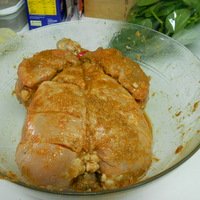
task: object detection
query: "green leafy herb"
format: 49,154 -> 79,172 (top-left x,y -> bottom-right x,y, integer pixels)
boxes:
182,0 -> 200,10
127,0 -> 200,38
165,9 -> 191,34
137,0 -> 159,7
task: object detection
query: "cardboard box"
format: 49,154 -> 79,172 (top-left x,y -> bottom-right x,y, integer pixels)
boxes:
84,0 -> 135,20
25,0 -> 66,30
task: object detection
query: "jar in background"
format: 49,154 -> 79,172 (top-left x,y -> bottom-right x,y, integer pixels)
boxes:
0,0 -> 27,32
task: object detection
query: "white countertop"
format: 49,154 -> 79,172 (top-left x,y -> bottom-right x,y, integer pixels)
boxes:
0,20 -> 200,200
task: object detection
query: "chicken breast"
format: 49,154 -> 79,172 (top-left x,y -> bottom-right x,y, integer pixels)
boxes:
15,39 -> 152,192
83,61 -> 152,189
16,81 -> 87,189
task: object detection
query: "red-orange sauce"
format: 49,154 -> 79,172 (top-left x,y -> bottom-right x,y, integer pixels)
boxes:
175,145 -> 183,154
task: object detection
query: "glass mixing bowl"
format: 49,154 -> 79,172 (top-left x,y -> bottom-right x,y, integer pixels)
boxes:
0,18 -> 200,195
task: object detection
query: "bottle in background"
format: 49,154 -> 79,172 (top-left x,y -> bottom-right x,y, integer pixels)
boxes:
65,0 -> 74,20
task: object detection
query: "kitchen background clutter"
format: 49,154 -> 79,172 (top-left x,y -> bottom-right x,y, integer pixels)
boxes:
0,0 -> 27,32
84,0 -> 135,20
0,0 -> 136,31
0,0 -> 80,31
0,0 -> 200,48
25,0 -> 67,29
1,0 -> 200,40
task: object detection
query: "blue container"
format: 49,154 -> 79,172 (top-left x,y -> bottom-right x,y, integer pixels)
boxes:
25,0 -> 66,30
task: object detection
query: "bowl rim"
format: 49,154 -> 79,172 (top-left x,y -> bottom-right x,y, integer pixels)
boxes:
1,142 -> 199,196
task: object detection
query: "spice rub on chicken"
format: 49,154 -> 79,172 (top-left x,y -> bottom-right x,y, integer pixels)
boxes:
15,38 -> 152,192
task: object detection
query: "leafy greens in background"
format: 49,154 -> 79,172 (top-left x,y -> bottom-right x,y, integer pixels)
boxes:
127,0 -> 200,40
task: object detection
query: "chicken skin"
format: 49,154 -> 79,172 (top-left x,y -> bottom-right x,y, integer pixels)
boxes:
15,49 -> 80,106
84,48 -> 149,106
15,39 -> 152,192
83,62 -> 152,189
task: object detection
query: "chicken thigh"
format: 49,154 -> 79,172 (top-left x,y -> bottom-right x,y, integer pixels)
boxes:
15,39 -> 152,192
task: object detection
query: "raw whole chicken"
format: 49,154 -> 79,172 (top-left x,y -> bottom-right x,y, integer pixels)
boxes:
15,38 -> 152,192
